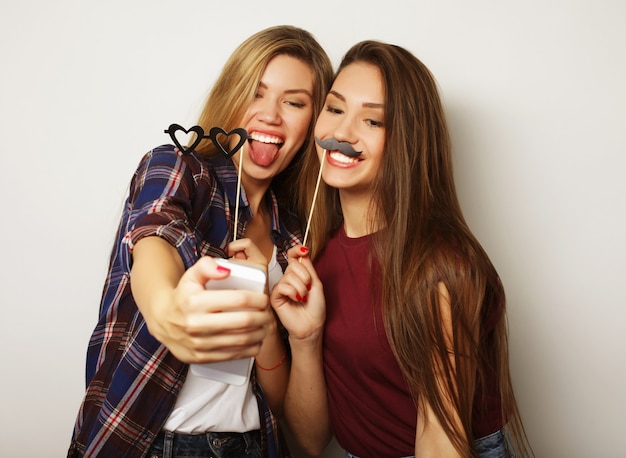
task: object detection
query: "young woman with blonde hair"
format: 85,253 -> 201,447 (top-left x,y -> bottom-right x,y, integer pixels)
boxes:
68,25 -> 332,458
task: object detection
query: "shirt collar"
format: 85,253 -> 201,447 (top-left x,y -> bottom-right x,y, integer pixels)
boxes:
207,154 -> 301,269
208,154 -> 285,231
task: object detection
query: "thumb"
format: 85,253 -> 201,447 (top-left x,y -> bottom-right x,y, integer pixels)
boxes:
181,256 -> 231,289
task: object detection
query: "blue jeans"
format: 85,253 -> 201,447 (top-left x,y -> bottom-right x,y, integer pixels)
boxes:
344,427 -> 512,458
147,430 -> 262,458
474,428 -> 513,457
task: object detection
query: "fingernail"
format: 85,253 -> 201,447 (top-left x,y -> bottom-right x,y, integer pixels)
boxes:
217,265 -> 231,273
300,246 -> 309,254
296,294 -> 303,302
303,295 -> 308,303
306,284 -> 311,291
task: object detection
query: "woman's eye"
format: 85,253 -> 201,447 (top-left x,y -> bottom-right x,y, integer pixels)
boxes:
286,100 -> 306,108
325,105 -> 343,115
366,119 -> 384,128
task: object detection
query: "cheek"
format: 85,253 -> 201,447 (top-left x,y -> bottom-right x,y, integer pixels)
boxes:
313,124 -> 321,140
363,140 -> 385,174
314,113 -> 331,137
238,107 -> 254,126
372,136 -> 386,161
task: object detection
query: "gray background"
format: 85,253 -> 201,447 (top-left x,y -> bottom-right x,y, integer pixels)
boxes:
1,1 -> 624,456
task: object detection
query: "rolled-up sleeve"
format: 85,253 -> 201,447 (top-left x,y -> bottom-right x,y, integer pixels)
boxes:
122,146 -> 205,269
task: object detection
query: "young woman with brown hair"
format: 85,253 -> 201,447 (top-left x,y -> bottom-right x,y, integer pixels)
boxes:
271,40 -> 532,457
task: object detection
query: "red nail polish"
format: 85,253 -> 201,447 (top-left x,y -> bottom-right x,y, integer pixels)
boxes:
217,265 -> 231,273
300,246 -> 309,254
306,284 -> 312,291
296,294 -> 303,302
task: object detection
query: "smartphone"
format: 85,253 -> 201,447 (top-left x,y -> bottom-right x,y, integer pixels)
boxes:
189,258 -> 267,385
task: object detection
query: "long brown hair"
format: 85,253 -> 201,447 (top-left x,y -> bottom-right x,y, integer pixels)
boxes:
300,41 -> 532,456
194,25 -> 333,205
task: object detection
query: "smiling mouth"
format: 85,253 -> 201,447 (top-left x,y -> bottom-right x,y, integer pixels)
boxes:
328,150 -> 361,164
248,132 -> 284,147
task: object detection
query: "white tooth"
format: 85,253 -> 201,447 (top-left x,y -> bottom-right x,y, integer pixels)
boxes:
250,133 -> 281,144
329,151 -> 358,164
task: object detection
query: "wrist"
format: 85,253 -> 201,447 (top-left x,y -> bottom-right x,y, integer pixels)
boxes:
288,328 -> 323,352
255,347 -> 288,371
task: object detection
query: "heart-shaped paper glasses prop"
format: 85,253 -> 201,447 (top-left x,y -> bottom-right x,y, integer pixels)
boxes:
164,124 -> 205,154
209,127 -> 248,158
164,124 -> 248,158
165,124 -> 249,242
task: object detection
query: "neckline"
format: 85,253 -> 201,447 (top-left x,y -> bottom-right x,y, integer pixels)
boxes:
337,223 -> 375,246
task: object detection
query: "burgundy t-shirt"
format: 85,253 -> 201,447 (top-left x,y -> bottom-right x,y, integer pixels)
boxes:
315,226 -> 504,457
316,227 -> 416,457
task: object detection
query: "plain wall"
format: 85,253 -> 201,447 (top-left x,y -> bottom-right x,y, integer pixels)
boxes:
1,1 -> 624,456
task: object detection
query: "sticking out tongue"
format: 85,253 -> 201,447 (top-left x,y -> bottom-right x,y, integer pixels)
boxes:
248,140 -> 280,167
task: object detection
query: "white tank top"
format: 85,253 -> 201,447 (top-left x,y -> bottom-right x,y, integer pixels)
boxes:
164,247 -> 282,433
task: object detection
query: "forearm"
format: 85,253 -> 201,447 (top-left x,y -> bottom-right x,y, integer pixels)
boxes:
254,316 -> 289,418
267,244 -> 330,453
130,236 -> 185,338
285,334 -> 332,456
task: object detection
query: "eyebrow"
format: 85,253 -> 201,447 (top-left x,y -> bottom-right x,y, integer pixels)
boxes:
258,81 -> 313,98
328,90 -> 384,109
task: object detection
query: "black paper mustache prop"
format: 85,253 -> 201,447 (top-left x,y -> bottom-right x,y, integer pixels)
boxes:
315,137 -> 362,157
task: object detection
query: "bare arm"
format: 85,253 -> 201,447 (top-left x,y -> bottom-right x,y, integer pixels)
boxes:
252,311 -> 290,418
415,398 -> 463,458
414,282 -> 463,457
271,246 -> 333,455
285,331 -> 331,456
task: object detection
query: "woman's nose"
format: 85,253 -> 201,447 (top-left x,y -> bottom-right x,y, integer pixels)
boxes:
256,98 -> 281,124
332,116 -> 357,144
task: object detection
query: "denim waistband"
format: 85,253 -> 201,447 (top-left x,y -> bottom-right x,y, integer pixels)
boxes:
344,427 -> 511,458
148,429 -> 262,458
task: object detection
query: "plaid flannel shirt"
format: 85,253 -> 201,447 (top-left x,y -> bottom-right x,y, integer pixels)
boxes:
68,144 -> 300,457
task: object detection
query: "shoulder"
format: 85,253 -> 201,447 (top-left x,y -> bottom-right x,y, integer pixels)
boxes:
142,144 -> 207,170
429,223 -> 485,264
133,145 -> 221,183
424,223 -> 501,289
428,223 -> 505,319
125,145 -> 223,204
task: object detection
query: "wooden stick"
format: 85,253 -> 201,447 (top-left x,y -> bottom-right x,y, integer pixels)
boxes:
302,151 -> 325,247
233,148 -> 244,242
